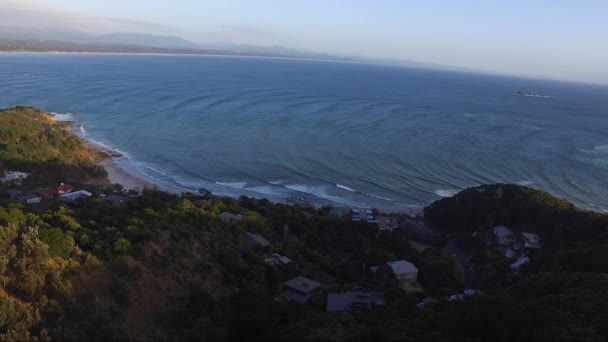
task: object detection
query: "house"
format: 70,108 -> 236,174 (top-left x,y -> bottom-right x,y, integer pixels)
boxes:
352,209 -> 378,224
104,194 -> 127,204
243,232 -> 271,248
18,194 -> 42,204
282,276 -> 322,303
416,296 -> 438,309
218,212 -> 242,222
6,189 -> 22,200
37,183 -> 75,197
326,291 -> 385,312
0,171 -> 31,183
60,190 -> 92,201
56,183 -> 74,194
387,260 -> 419,290
329,207 -> 350,218
377,216 -> 399,231
264,253 -> 293,266
493,226 -> 516,246
522,232 -> 542,248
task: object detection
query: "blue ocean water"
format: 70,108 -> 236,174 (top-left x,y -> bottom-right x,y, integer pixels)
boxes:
1,53 -> 607,211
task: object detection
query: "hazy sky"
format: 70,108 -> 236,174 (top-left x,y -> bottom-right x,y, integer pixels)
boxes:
11,1 -> 608,83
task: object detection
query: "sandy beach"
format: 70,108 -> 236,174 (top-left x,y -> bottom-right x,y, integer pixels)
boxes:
98,158 -> 186,194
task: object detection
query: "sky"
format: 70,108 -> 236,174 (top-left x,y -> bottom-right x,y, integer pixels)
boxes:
6,0 -> 608,84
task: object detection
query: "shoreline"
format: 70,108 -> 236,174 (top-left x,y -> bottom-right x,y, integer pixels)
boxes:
53,112 -> 426,217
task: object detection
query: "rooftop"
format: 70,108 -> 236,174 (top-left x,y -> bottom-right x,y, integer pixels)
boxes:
326,291 -> 385,312
244,232 -> 271,248
283,276 -> 322,294
387,260 -> 418,275
493,225 -> 514,237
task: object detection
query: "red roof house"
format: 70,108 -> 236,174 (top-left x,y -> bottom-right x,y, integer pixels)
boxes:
37,183 -> 74,196
56,183 -> 74,194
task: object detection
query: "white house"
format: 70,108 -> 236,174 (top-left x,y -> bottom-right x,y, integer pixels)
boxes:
0,171 -> 30,183
493,226 -> 516,246
387,260 -> 419,289
522,232 -> 542,248
264,253 -> 293,266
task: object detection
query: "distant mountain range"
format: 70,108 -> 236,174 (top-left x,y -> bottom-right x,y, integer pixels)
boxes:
0,1 -> 471,72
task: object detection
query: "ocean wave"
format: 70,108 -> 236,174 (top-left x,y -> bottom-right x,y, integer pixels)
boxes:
215,181 -> 247,189
245,185 -> 291,198
268,180 -> 284,185
336,183 -> 356,192
335,183 -> 397,201
580,145 -> 608,154
592,159 -> 608,170
435,189 -> 460,198
283,184 -> 351,204
145,165 -> 170,177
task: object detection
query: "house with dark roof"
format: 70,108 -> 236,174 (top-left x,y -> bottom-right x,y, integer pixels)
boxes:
243,232 -> 271,248
103,194 -> 128,204
326,291 -> 385,312
282,276 -> 322,303
18,194 -> 42,204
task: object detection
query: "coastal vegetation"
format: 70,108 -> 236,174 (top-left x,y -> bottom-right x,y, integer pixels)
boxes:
0,107 -> 606,341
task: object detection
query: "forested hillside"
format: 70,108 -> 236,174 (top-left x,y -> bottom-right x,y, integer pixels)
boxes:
0,107 -> 606,341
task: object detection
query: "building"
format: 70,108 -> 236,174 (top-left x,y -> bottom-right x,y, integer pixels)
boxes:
243,232 -> 271,248
326,291 -> 385,312
352,209 -> 378,224
377,216 -> 399,231
18,194 -> 42,204
264,253 -> 293,266
282,276 -> 322,303
6,189 -> 22,200
493,226 -> 516,246
60,190 -> 92,201
0,171 -> 30,183
104,194 -> 127,204
218,212 -> 242,222
522,232 -> 542,249
38,183 -> 75,197
387,260 -> 419,290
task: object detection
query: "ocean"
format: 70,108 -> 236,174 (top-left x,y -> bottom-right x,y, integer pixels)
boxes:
1,53 -> 607,211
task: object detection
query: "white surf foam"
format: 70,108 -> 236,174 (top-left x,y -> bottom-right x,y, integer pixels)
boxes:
216,181 -> 247,189
284,184 -> 351,204
368,194 -> 397,201
594,145 -> 608,153
246,185 -> 290,198
435,189 -> 460,198
51,113 -> 73,121
580,145 -> 608,154
336,183 -> 356,192
145,165 -> 169,177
